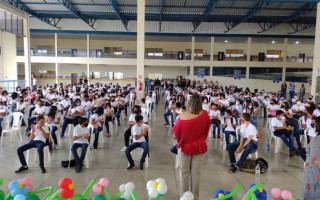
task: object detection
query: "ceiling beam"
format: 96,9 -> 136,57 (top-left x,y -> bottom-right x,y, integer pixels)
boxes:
257,2 -> 316,33
224,1 -> 270,33
4,0 -> 61,29
57,0 -> 96,29
288,22 -> 315,34
108,0 -> 128,31
192,0 -> 220,32
159,0 -> 164,32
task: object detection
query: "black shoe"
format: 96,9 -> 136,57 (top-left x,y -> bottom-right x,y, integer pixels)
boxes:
230,163 -> 236,168
213,135 -> 216,138
118,124 -> 120,126
127,164 -> 135,170
289,150 -> 297,157
164,123 -> 170,126
15,166 -> 28,173
40,166 -> 46,174
76,164 -> 83,173
218,135 -> 221,139
228,166 -> 239,174
139,162 -> 144,170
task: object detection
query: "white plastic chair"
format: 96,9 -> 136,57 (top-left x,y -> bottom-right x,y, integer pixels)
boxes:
269,121 -> 282,153
145,100 -> 152,112
26,126 -> 51,167
68,144 -> 91,168
141,108 -> 149,118
1,112 -> 23,147
266,118 -> 272,129
222,126 -> 240,150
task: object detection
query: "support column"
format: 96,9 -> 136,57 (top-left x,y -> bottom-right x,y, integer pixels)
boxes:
87,34 -> 90,84
247,37 -> 251,62
87,64 -> 90,85
311,3 -> 320,95
136,0 -> 145,99
55,33 -> 58,84
190,36 -> 195,78
210,37 -> 214,61
283,38 -> 288,62
23,13 -> 31,87
282,67 -> 286,82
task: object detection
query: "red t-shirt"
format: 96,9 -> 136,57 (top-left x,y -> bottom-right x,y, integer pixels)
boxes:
173,111 -> 210,155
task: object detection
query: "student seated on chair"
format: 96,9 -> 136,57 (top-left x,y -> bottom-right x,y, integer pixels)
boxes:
271,110 -> 297,157
0,101 -> 8,134
146,92 -> 155,112
125,115 -> 149,170
15,116 -> 49,174
222,110 -> 238,148
307,117 -> 318,142
228,113 -> 258,174
26,99 -> 46,134
46,106 -> 60,150
89,107 -> 105,151
60,99 -> 84,138
71,117 -> 89,173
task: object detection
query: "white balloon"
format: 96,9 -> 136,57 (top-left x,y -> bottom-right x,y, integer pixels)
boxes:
180,196 -> 188,200
125,182 -> 135,191
148,187 -> 159,198
123,190 -> 131,200
119,184 -> 125,192
146,180 -> 154,190
157,183 -> 168,195
183,191 -> 194,199
156,178 -> 166,184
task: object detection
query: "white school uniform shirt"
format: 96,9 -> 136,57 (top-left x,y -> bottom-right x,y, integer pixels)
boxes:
129,113 -> 148,123
267,104 -> 279,113
308,128 -> 317,138
73,125 -> 89,144
48,112 -> 61,127
104,107 -> 114,116
313,109 -> 320,117
262,99 -> 270,107
146,96 -> 155,103
240,123 -> 257,141
132,124 -> 147,143
34,106 -> 46,117
258,95 -> 265,102
202,103 -> 210,112
271,117 -> 285,133
62,99 -> 71,108
302,117 -> 312,129
221,117 -> 236,132
140,103 -> 147,109
81,101 -> 93,111
0,105 -> 7,114
220,99 -> 229,106
209,109 -> 221,119
292,104 -> 305,112
46,93 -> 56,101
33,125 -> 49,143
91,113 -> 104,127
292,97 -> 298,103
17,102 -> 27,111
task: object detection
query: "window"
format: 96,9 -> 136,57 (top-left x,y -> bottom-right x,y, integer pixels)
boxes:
114,52 -> 123,56
114,72 -> 123,80
212,67 -> 246,78
148,74 -> 162,80
91,72 -> 100,79
285,68 -> 312,83
147,52 -> 163,57
194,67 -> 210,76
187,67 -> 190,76
249,67 -> 282,80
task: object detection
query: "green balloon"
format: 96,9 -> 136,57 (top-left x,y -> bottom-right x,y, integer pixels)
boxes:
26,195 -> 40,200
0,190 -> 4,199
92,195 -> 106,200
53,197 -> 65,200
71,194 -> 84,200
0,194 -> 3,200
116,199 -> 126,200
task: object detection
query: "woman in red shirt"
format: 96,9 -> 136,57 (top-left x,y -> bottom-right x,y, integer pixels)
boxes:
173,94 -> 210,200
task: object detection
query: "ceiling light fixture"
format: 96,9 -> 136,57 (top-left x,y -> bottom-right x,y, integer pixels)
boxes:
224,40 -> 228,43
295,41 -> 299,44
271,40 -> 275,44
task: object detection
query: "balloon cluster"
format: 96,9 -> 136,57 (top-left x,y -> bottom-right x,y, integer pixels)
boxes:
214,189 -> 233,200
146,178 -> 168,199
92,178 -> 109,195
249,184 -> 266,200
271,187 -> 295,200
180,191 -> 194,200
58,178 -> 74,199
119,182 -> 135,200
9,177 -> 33,200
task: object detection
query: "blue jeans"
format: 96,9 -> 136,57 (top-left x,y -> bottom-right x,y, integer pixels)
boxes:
275,134 -> 295,152
125,142 -> 149,166
84,111 -> 90,119
27,117 -> 37,132
114,113 -> 120,125
289,91 -> 294,99
29,107 -> 36,118
294,129 -> 304,149
212,123 -> 221,137
170,144 -> 178,154
227,140 -> 257,168
71,143 -> 88,166
17,140 -> 46,167
60,116 -> 81,137
250,116 -> 258,126
0,116 -> 3,132
299,94 -> 305,101
224,130 -> 239,147
89,126 -> 103,149
281,90 -> 286,99
10,105 -> 16,113
51,126 -> 58,145
164,112 -> 173,125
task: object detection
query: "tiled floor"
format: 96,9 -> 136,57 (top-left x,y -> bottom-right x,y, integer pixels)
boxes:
0,100 -> 305,199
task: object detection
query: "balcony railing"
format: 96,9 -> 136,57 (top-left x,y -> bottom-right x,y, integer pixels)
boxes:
89,49 -> 137,58
58,48 -> 87,57
287,56 -> 313,63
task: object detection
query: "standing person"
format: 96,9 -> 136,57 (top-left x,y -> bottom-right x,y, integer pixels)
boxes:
289,82 -> 295,100
281,82 -> 287,99
32,74 -> 37,90
299,84 -> 306,101
303,117 -> 320,199
173,94 -> 210,200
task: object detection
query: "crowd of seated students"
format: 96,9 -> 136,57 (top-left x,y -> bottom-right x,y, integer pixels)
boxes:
163,79 -> 318,174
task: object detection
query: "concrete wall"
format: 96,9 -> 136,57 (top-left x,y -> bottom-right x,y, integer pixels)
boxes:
0,31 -> 17,80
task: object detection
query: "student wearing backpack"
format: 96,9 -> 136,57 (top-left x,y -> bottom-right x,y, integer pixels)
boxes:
222,110 -> 238,149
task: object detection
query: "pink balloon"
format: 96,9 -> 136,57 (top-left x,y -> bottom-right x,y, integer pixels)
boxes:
25,184 -> 33,192
99,178 -> 109,187
271,188 -> 282,198
99,190 -> 105,195
281,190 -> 292,200
93,184 -> 102,194
19,177 -> 31,186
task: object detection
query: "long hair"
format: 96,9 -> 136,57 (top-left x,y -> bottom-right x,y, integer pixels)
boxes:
316,117 -> 320,135
186,93 -> 202,115
48,106 -> 57,119
95,107 -> 104,116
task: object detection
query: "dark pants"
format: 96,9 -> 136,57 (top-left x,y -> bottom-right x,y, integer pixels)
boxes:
224,130 -> 239,147
170,144 -> 178,154
17,140 -> 46,167
29,107 -> 36,118
60,116 -> 81,137
227,140 -> 257,168
164,112 -> 173,125
211,123 -> 221,137
275,134 -> 295,152
27,117 -> 37,132
125,142 -> 149,166
114,113 -> 120,126
51,126 -> 58,145
0,116 -> 3,132
89,126 -> 103,149
104,116 -> 112,133
281,90 -> 286,99
71,143 -> 88,166
286,118 -> 299,132
294,129 -> 304,149
289,91 -> 294,99
119,105 -> 127,116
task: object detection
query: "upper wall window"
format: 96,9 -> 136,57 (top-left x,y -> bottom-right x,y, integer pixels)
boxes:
212,67 -> 246,78
249,67 -> 282,80
285,68 -> 312,83
194,67 -> 210,76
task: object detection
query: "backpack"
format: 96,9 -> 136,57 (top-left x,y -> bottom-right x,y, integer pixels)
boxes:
61,159 -> 77,168
240,158 -> 268,174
